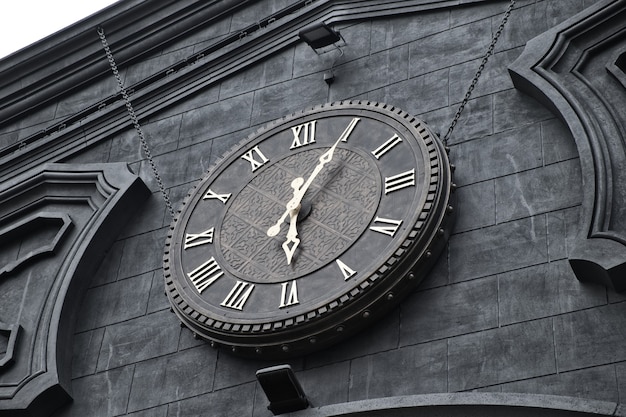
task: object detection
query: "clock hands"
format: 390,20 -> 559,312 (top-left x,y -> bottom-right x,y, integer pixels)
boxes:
267,118 -> 360,264
282,208 -> 300,265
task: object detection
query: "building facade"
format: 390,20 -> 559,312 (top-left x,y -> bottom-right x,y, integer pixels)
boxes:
1,0 -> 626,416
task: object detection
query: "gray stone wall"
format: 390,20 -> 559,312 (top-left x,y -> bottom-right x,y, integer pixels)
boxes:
0,0 -> 621,416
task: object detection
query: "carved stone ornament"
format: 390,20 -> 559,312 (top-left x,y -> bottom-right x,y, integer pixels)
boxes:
0,163 -> 149,417
509,0 -> 626,291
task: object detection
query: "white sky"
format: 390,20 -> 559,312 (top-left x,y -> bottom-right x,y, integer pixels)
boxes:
0,0 -> 119,59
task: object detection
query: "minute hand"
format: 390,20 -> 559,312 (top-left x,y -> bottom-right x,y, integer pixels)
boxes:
288,117 -> 360,210
266,117 -> 360,238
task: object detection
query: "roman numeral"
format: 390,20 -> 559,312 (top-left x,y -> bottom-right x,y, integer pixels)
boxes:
184,228 -> 214,249
290,121 -> 317,149
336,259 -> 356,281
384,169 -> 415,194
203,188 -> 231,203
279,280 -> 299,308
187,257 -> 223,294
241,146 -> 269,172
221,281 -> 255,310
369,217 -> 403,237
371,133 -> 402,159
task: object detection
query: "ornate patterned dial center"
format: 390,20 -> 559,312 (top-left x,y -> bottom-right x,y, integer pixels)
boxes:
219,148 -> 380,284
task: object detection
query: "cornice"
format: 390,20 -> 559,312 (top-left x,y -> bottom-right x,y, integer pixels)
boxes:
0,0 -> 491,183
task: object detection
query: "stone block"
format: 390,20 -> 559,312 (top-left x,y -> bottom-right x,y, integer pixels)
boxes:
368,68 -> 448,116
349,341 -> 447,400
76,272 -> 152,332
448,48 -> 520,103
546,207 -> 581,262
371,9 -> 449,54
493,89 -> 553,133
221,48 -> 294,100
109,115 -> 182,163
409,20 -> 491,77
541,118 -> 578,165
90,239 -> 125,287
71,328 -> 105,379
168,382 -> 255,417
498,260 -> 607,326
449,216 -> 548,283
127,345 -> 217,412
179,93 -> 254,143
448,319 -> 555,391
156,84 -> 220,121
500,364 -> 618,402
127,405 -> 168,417
420,95 -> 493,145
58,366 -> 133,417
454,180 -> 495,232
251,75 -> 328,125
118,193 -> 168,239
400,277 -> 498,346
554,302 -> 626,372
330,46 -> 409,102
96,310 -> 180,371
452,123 -> 542,186
495,158 -> 583,223
147,271 -> 170,314
118,228 -> 168,280
297,362 -> 350,407
214,353 -> 301,391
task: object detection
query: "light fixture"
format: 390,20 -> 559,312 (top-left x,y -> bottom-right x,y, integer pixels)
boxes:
298,22 -> 341,50
256,364 -> 309,415
299,22 -> 346,85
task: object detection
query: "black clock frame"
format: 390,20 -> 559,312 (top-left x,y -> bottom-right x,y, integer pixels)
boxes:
163,101 -> 455,358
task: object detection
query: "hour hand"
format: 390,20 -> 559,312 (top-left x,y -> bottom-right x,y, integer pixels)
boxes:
281,208 -> 300,265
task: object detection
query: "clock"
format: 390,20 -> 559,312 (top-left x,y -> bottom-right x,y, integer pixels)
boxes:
163,101 -> 455,358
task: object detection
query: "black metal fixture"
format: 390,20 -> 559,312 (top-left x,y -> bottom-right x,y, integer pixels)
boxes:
298,22 -> 341,50
256,364 -> 309,415
298,22 -> 345,84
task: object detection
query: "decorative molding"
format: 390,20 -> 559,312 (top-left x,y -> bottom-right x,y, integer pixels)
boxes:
509,0 -> 626,291
0,0 -> 493,183
287,393 -> 624,416
0,163 -> 149,417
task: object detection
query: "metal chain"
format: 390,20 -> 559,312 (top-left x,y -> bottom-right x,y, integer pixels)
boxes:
442,0 -> 516,146
97,26 -> 176,219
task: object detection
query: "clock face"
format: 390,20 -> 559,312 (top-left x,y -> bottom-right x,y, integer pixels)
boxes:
163,101 -> 454,358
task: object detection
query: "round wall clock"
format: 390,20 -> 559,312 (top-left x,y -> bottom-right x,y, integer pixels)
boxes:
163,101 -> 455,358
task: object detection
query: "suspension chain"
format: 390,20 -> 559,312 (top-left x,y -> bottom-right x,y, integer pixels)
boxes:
442,0 -> 516,147
97,26 -> 176,219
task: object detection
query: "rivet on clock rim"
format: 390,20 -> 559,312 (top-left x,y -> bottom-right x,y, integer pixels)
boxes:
407,272 -> 416,280
255,347 -> 263,354
336,325 -> 345,332
282,344 -> 290,352
362,310 -> 371,318
309,337 -> 317,344
386,293 -> 394,301
447,205 -> 454,214
438,228 -> 445,236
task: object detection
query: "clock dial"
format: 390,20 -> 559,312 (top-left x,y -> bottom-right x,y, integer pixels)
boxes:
163,101 -> 455,358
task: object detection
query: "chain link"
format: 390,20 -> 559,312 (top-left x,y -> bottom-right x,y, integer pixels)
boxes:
97,26 -> 176,219
442,0 -> 515,147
